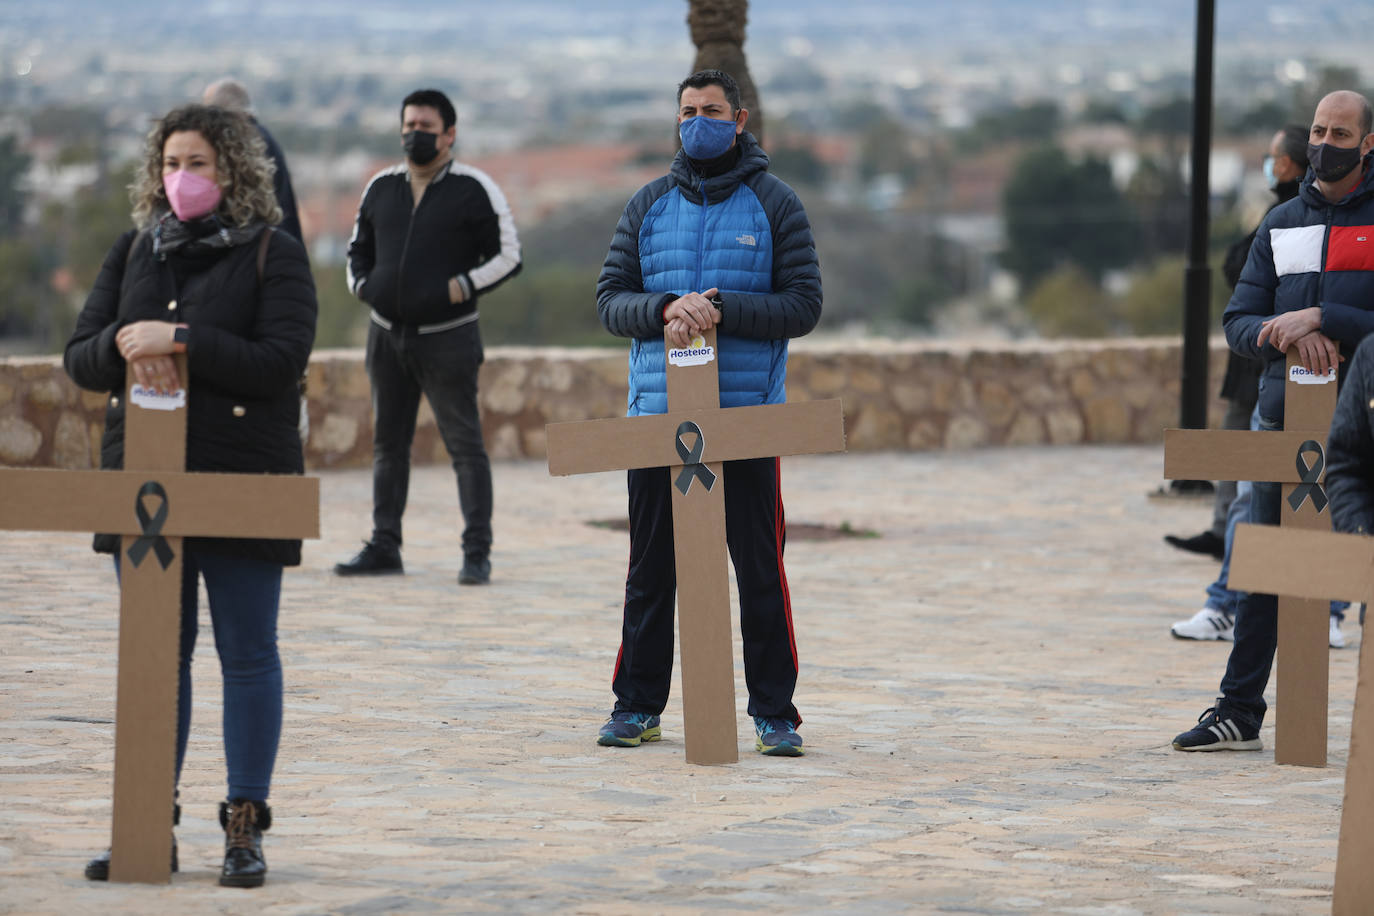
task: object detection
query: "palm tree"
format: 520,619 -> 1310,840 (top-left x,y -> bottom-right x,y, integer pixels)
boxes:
686,0 -> 763,145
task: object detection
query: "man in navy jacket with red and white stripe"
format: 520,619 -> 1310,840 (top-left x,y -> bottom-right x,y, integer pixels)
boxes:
1174,90 -> 1374,752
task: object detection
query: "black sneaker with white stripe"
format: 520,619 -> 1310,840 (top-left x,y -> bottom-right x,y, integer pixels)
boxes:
1172,700 -> 1261,751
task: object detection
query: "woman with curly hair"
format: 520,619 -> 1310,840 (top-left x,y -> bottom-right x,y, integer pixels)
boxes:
64,103 -> 316,888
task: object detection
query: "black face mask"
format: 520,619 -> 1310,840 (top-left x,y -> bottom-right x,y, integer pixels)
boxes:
403,130 -> 440,166
1307,139 -> 1366,183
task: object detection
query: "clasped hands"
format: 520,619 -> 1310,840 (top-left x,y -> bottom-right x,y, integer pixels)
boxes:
1256,307 -> 1341,376
115,320 -> 181,393
664,287 -> 721,348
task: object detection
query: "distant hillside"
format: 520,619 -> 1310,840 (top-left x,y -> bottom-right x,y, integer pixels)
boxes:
5,0 -> 1364,49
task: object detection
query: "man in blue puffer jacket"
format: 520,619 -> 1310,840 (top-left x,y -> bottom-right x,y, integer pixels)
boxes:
594,69 -> 822,756
1173,90 -> 1374,752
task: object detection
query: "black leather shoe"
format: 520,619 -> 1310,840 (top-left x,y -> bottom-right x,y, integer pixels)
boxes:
84,839 -> 178,881
1163,530 -> 1224,560
334,541 -> 403,576
85,803 -> 180,881
219,799 -> 270,888
458,557 -> 491,585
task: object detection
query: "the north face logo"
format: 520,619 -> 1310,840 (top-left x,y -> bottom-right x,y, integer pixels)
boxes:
736,234 -> 756,246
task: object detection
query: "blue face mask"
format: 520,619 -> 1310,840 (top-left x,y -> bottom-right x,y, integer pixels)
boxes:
679,115 -> 738,160
1262,155 -> 1278,189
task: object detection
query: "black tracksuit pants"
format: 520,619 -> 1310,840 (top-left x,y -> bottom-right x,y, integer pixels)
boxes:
612,456 -> 800,724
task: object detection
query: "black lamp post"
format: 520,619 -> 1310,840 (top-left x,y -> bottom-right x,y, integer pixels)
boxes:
1175,0 -> 1215,493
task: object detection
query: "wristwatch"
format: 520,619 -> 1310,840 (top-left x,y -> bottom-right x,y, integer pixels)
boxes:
172,324 -> 189,354
710,293 -> 724,315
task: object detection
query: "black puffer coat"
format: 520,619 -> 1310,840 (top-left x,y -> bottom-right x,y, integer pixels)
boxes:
64,224 -> 317,565
1327,334 -> 1374,536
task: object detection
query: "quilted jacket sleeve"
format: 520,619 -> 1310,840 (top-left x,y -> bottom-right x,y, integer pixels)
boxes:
64,230 -> 138,393
597,177 -> 676,339
1321,297 -> 1374,349
1327,336 -> 1374,535
1222,214 -> 1283,363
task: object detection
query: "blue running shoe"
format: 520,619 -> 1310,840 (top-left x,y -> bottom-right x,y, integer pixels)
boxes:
754,716 -> 805,757
597,710 -> 662,747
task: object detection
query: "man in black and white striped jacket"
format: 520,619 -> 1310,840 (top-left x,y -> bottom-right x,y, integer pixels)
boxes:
338,87 -> 521,586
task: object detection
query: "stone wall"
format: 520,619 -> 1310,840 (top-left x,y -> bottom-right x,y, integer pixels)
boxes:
0,338 -> 1231,470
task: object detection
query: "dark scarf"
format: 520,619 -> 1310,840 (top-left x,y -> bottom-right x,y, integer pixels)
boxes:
152,210 -> 263,260
686,144 -> 743,180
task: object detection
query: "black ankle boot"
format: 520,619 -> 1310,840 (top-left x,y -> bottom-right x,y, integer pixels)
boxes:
84,803 -> 180,881
218,798 -> 270,888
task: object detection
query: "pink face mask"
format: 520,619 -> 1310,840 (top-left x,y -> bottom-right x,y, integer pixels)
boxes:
163,169 -> 222,222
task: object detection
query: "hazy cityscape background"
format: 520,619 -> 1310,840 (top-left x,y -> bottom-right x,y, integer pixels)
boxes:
0,0 -> 1370,353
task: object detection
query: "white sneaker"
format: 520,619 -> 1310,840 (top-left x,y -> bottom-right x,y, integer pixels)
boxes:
1330,617 -> 1346,649
1171,607 -> 1235,641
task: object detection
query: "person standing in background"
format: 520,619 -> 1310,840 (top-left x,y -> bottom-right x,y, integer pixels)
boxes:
1166,125 -> 1346,649
336,88 -> 521,586
204,78 -> 306,248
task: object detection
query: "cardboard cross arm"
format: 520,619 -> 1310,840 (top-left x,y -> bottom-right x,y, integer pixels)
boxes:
0,469 -> 320,538
546,399 -> 845,476
1163,429 -> 1329,483
1229,524 -> 1374,603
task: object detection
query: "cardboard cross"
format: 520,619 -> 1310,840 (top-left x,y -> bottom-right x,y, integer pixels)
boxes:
0,357 -> 318,883
1225,524 -> 1373,915
545,327 -> 845,765
1163,351 -> 1338,767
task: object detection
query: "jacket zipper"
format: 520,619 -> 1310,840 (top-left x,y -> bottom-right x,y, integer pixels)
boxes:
695,177 -> 708,294
396,201 -> 419,323
396,164 -> 442,323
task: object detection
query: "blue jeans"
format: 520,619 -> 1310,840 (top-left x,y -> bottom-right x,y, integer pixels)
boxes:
366,320 -> 492,561
1208,393 -> 1258,536
1203,480 -> 1253,617
116,544 -> 283,801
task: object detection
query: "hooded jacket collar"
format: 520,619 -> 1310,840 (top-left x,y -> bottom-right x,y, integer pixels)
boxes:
669,130 -> 770,205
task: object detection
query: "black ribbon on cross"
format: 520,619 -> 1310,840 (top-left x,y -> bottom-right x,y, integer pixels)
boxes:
674,421 -> 718,495
1287,439 -> 1329,513
127,481 -> 175,570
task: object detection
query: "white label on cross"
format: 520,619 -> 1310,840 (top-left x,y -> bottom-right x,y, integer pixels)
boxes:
668,335 -> 716,367
1289,365 -> 1337,385
129,386 -> 188,411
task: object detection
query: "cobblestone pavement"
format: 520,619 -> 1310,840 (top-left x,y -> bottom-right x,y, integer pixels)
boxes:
0,446 -> 1360,914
